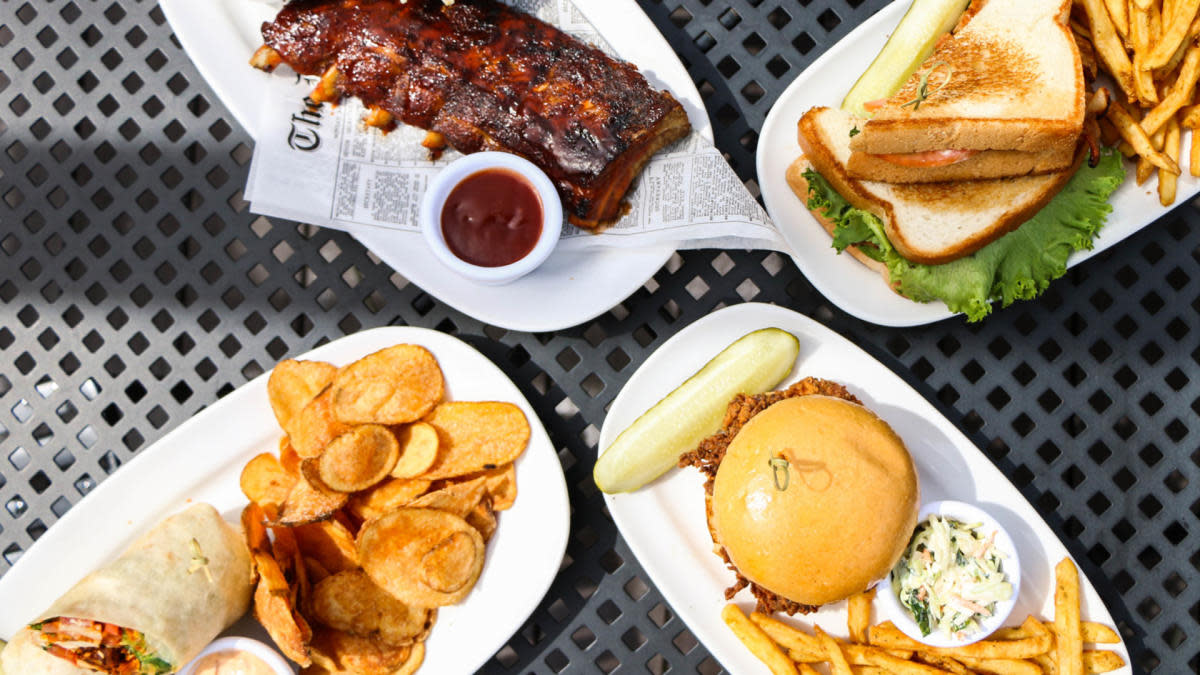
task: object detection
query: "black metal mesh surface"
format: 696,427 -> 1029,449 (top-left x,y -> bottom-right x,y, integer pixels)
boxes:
0,1 -> 1196,673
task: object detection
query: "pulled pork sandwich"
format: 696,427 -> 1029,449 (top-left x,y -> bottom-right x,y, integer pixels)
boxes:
679,379 -> 919,614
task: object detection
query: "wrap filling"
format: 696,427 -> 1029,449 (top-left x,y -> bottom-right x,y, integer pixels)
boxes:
30,617 -> 172,675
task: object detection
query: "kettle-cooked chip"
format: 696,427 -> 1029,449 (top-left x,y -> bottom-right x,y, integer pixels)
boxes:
313,425 -> 401,493
357,508 -> 485,607
280,437 -> 303,477
242,502 -> 272,557
294,519 -> 360,575
241,452 -> 297,510
331,345 -> 444,425
277,474 -> 349,526
420,402 -> 530,481
391,422 -> 440,479
269,359 -> 338,437
308,626 -> 418,675
311,570 -> 436,647
347,477 -> 431,522
253,548 -> 312,667
406,475 -> 488,519
480,464 -> 518,511
293,388 -> 353,459
466,499 -> 498,542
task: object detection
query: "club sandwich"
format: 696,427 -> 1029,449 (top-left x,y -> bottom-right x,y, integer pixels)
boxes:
846,0 -> 1086,183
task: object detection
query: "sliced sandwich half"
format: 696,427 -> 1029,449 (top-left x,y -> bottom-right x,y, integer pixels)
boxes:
791,106 -> 1124,320
846,0 -> 1085,183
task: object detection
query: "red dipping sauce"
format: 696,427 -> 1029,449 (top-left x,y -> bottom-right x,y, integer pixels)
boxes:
441,169 -> 544,268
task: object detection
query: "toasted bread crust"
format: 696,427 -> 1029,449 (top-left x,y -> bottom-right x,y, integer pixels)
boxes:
797,107 -> 1084,265
846,144 -> 1076,182
784,158 -> 894,287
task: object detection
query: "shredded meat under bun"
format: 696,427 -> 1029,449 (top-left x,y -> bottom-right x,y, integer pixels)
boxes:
710,395 -> 919,607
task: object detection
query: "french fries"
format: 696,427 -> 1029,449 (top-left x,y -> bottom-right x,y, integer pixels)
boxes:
725,558 -> 1127,675
1079,0 -> 1200,203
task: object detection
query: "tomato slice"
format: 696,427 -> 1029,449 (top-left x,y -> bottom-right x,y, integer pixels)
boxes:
874,148 -> 977,167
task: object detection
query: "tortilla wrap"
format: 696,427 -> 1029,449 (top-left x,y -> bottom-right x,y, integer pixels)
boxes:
1,503 -> 253,673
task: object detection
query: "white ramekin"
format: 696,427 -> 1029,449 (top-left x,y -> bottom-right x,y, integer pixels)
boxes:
177,636 -> 294,675
875,499 -> 1022,648
420,152 -> 562,285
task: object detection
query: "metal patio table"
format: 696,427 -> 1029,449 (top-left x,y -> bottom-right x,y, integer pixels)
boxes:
0,1 -> 1196,673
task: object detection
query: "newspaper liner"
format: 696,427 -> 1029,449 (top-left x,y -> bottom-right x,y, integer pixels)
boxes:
244,0 -> 788,253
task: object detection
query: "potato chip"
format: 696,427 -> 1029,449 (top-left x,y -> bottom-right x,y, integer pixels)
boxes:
391,422 -> 440,479
277,474 -> 350,526
313,425 -> 401,493
242,502 -> 272,557
309,626 -> 415,675
293,388 -> 353,459
465,499 -> 498,542
269,359 -> 338,436
407,475 -> 488,518
358,507 -> 485,607
253,548 -> 312,667
420,402 -> 530,481
280,437 -> 303,477
312,570 -> 436,647
241,452 -> 297,509
294,519 -> 360,575
347,477 -> 431,522
479,464 -> 518,511
331,345 -> 444,425
304,556 -> 332,586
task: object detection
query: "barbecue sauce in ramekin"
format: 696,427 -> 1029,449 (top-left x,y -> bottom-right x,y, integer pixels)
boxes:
440,169 -> 544,268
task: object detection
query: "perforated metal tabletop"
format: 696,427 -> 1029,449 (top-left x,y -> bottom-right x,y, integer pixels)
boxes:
1,1 -> 1196,673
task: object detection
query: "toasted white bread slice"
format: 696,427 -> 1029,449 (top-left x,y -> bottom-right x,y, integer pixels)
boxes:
846,143 -> 1076,183
850,0 -> 1084,156
798,107 -> 1081,265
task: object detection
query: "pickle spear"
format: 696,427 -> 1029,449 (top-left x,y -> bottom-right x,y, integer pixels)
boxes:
594,328 -> 799,494
842,0 -> 970,118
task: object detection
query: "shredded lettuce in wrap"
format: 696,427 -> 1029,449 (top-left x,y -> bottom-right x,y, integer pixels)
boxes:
803,149 -> 1126,321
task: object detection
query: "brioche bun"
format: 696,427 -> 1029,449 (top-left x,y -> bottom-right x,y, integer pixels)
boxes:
710,395 -> 919,607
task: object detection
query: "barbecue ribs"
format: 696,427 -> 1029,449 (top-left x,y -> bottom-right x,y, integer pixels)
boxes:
253,0 -> 692,228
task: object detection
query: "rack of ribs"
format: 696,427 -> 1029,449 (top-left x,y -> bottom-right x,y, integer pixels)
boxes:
252,0 -> 692,228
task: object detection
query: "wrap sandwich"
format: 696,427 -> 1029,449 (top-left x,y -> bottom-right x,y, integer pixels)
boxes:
1,503 -> 253,674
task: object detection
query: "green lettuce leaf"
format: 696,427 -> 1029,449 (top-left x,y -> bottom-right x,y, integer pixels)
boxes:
802,149 -> 1126,321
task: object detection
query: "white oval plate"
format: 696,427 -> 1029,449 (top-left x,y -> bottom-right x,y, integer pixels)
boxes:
0,327 -> 570,674
159,0 -> 711,333
757,0 -> 1197,327
599,303 -> 1130,673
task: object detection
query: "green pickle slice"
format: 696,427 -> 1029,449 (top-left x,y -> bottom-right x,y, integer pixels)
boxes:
842,0 -> 970,118
594,328 -> 800,494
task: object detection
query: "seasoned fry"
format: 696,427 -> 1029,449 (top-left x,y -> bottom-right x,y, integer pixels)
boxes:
1104,0 -> 1130,37
1140,45 -> 1200,135
723,605 -> 798,675
1143,0 -> 1200,69
869,617 -> 1052,660
1084,649 -> 1127,673
1055,558 -> 1085,675
1159,118 -> 1182,205
848,588 -> 875,644
1082,0 -> 1137,100
915,652 -> 971,674
749,612 -> 823,661
816,626 -> 853,675
956,655 -> 1043,674
1107,101 -> 1181,172
993,621 -> 1120,644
